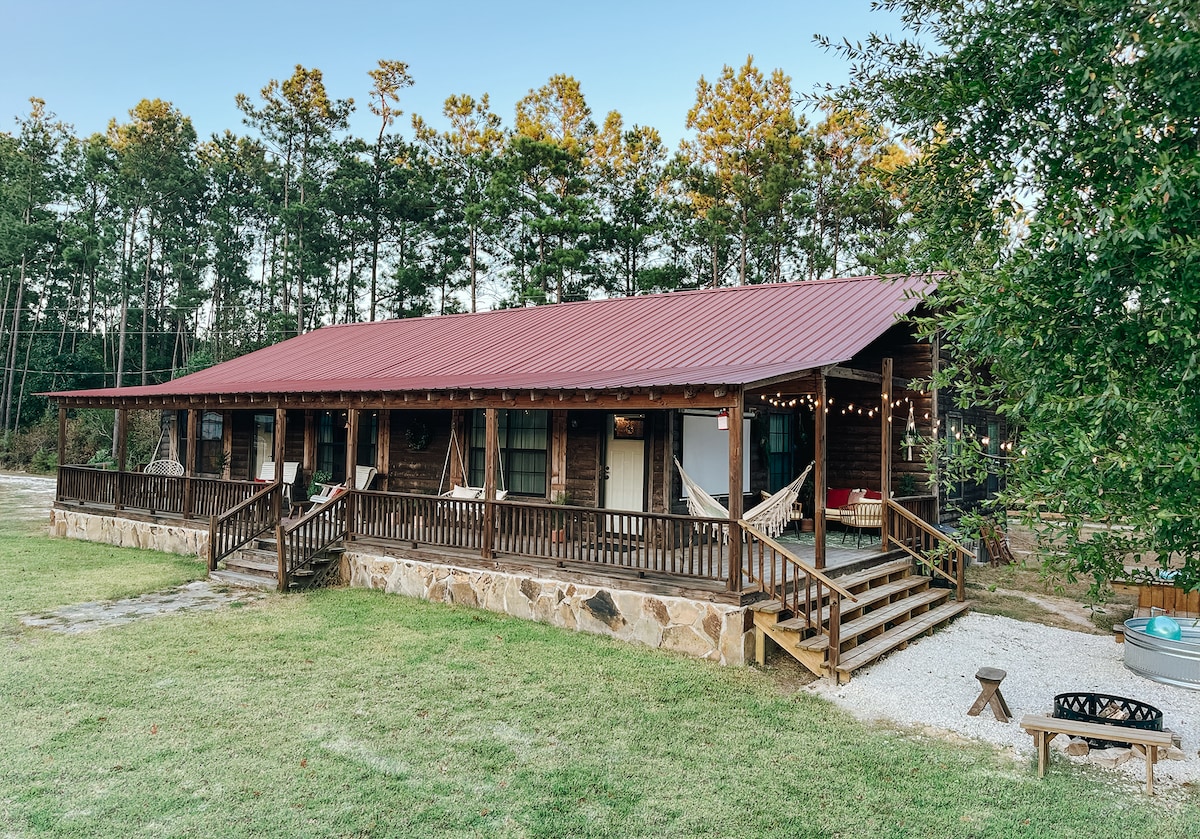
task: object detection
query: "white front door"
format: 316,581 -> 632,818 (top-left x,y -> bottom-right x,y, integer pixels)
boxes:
605,415 -> 646,535
609,412 -> 648,511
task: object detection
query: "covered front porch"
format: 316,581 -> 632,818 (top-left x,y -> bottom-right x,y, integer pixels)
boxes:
50,371 -> 970,680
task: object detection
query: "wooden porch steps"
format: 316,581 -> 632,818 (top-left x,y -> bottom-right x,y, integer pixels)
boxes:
211,538 -> 343,591
797,588 -> 951,654
833,599 -> 972,683
752,552 -> 970,683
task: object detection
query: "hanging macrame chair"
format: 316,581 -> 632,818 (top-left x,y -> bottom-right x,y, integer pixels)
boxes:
673,457 -> 815,539
144,422 -> 184,477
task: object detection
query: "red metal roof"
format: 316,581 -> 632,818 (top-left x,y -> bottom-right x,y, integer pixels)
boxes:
49,274 -> 935,399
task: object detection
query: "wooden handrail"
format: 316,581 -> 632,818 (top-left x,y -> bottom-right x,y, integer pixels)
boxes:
741,519 -> 858,669
277,494 -> 349,591
208,481 -> 280,570
739,520 -> 858,601
885,499 -> 969,601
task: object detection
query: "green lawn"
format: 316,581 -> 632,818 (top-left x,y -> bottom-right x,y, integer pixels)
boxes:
2,533 -> 1198,838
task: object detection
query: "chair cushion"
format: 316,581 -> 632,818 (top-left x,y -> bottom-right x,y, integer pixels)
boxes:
449,484 -> 483,499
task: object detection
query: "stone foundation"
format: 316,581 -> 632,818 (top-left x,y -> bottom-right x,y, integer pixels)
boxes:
346,550 -> 753,665
50,507 -> 209,557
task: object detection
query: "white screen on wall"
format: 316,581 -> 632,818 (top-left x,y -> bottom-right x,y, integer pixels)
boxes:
680,412 -> 751,499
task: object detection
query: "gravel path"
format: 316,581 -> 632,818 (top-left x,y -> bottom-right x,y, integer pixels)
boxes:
20,580 -> 266,633
805,612 -> 1200,791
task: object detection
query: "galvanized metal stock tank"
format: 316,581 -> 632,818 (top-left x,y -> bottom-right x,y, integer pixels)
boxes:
1124,617 -> 1200,691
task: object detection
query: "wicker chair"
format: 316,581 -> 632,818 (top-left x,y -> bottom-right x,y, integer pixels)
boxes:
843,500 -> 883,547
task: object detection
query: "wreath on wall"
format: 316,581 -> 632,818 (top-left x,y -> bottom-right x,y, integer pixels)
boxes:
405,420 -> 431,451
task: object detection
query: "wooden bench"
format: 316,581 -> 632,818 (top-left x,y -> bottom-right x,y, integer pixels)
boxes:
1019,714 -> 1175,794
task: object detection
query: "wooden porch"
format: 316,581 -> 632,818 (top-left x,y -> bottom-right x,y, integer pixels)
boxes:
55,465 -> 973,680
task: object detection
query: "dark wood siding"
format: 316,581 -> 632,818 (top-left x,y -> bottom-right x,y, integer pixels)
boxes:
564,411 -> 603,508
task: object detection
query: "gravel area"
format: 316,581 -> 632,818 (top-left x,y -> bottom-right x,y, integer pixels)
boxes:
805,612 -> 1200,791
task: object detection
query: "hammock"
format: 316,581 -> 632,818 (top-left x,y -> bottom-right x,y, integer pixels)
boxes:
673,457 -> 815,539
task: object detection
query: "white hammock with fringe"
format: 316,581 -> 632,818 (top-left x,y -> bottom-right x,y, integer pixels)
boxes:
673,457 -> 815,539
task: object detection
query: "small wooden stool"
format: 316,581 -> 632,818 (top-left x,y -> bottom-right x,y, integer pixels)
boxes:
967,667 -> 1012,722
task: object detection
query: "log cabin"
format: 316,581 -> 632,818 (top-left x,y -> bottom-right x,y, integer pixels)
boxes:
45,274 -> 1003,680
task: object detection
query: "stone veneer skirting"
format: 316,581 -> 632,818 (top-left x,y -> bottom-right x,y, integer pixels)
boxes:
50,508 -> 209,557
346,550 -> 753,666
48,510 -> 752,666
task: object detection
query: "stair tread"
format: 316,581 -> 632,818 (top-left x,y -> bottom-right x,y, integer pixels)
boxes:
210,569 -> 277,590
777,575 -> 933,632
834,601 -> 972,674
798,588 -> 952,652
224,556 -> 278,573
830,558 -> 914,590
749,600 -> 785,614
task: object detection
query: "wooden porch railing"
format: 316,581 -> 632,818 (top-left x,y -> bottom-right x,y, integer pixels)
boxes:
57,465 -> 259,520
208,482 -> 281,571
741,520 -> 858,670
889,494 -> 938,531
885,499 -> 970,601
57,465 -> 117,506
351,492 -> 734,582
277,494 -> 349,592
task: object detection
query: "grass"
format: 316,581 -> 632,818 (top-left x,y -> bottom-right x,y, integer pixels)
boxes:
2,535 -> 1198,838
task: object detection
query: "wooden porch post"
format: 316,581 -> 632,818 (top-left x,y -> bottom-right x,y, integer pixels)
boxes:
377,409 -> 390,491
814,375 -> 828,570
57,405 -> 66,468
345,408 -> 358,539
221,411 -> 232,480
482,407 -> 498,559
302,410 -> 315,485
184,408 -> 198,519
114,408 -> 127,511
550,410 -> 568,499
727,392 -> 744,592
881,357 -> 893,551
345,408 -> 358,479
274,407 -> 286,520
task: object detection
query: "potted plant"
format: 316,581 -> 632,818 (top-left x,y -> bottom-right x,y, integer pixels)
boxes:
307,469 -> 333,500
798,480 -> 816,532
549,490 -> 571,543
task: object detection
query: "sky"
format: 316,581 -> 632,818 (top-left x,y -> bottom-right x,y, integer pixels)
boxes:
1,0 -> 904,149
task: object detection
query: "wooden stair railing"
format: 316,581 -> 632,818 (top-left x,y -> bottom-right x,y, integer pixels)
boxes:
740,520 -> 858,670
277,494 -> 349,592
209,481 -> 282,572
885,500 -> 971,602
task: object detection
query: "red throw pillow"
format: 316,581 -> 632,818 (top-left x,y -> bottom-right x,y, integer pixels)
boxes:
826,488 -> 852,508
863,489 -> 882,500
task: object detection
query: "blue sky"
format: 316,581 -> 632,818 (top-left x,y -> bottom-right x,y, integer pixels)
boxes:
2,0 -> 902,149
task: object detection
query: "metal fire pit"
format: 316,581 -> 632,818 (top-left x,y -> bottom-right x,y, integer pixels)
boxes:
1052,692 -> 1164,749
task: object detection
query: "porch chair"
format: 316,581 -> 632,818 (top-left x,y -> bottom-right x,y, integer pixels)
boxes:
842,500 -> 883,548
761,490 -> 804,536
310,465 -> 378,506
258,461 -> 301,507
143,459 -> 184,477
